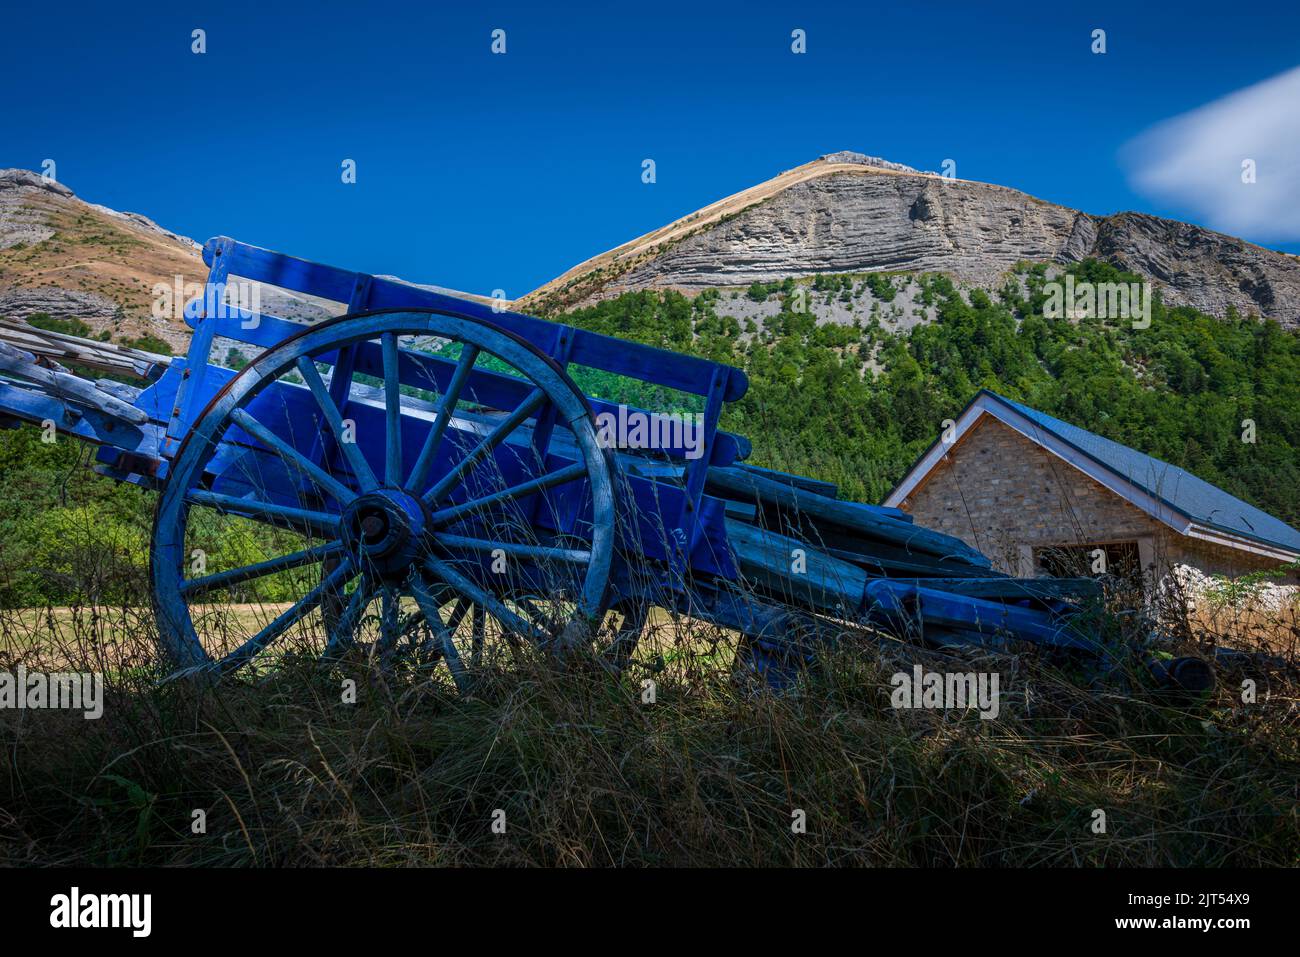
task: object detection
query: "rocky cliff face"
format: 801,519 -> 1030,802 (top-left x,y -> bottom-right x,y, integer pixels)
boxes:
0,170 -> 479,350
621,174 -> 1084,288
1089,213 -> 1300,320
0,169 -> 211,349
521,153 -> 1300,327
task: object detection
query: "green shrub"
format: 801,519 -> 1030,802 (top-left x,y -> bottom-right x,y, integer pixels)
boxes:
25,312 -> 93,338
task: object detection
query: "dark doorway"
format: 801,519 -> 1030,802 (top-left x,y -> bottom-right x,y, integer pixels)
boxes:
1035,540 -> 1144,595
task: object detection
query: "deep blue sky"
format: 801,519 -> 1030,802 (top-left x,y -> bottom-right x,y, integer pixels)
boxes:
5,1 -> 1298,295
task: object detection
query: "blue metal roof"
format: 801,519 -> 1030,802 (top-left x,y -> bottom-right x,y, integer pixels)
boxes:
980,390 -> 1300,555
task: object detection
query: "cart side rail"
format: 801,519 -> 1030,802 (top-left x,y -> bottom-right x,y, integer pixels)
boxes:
180,237 -> 752,564
182,300 -> 750,469
201,237 -> 748,400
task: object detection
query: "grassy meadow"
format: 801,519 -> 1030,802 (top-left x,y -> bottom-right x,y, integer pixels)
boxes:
0,563 -> 1296,867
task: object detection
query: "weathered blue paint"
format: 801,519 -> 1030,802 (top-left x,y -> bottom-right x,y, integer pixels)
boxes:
190,303 -> 751,468
151,308 -> 622,676
200,238 -> 749,403
0,235 -> 1123,688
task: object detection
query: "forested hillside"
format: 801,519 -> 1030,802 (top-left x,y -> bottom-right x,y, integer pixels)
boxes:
557,259 -> 1300,526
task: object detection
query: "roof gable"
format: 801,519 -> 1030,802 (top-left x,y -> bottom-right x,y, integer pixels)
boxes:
884,390 -> 1300,559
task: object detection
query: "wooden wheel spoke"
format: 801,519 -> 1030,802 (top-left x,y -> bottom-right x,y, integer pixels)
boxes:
230,408 -> 357,506
423,388 -> 546,505
427,461 -> 586,528
219,559 -> 355,674
444,598 -> 471,634
377,585 -> 401,658
395,611 -> 426,647
470,605 -> 486,668
409,573 -> 470,693
413,597 -> 470,661
512,594 -> 558,633
296,355 -> 379,492
422,555 -> 544,645
181,540 -> 344,598
382,333 -> 403,486
186,488 -> 339,538
406,344 -> 480,495
434,533 -> 590,565
324,576 -> 374,658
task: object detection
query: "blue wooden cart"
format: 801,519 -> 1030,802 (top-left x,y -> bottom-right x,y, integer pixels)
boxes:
0,237 -> 1178,689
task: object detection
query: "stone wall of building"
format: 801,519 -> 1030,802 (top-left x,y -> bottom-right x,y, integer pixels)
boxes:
897,415 -> 1298,588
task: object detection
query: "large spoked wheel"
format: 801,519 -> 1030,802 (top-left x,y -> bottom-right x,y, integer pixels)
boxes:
152,308 -> 617,691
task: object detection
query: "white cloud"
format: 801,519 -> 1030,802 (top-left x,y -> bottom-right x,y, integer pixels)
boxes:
1123,66 -> 1300,242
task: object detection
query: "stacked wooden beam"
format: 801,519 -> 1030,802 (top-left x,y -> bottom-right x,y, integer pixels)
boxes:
0,319 -> 170,380
0,340 -> 149,425
708,461 -> 1101,653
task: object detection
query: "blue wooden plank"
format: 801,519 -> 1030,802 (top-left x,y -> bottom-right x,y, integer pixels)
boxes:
710,465 -> 986,566
683,367 -> 726,508
202,238 -> 749,402
735,463 -> 840,499
673,366 -> 727,570
186,306 -> 748,467
0,380 -> 160,455
169,237 -> 234,450
528,325 -> 574,466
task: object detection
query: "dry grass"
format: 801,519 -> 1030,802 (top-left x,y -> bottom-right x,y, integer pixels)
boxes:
0,484 -> 1296,867
0,580 -> 1296,867
1187,598 -> 1300,658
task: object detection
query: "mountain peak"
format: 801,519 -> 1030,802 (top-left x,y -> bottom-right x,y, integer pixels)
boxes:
0,168 -> 213,349
519,157 -> 1300,326
0,168 -> 198,251
817,151 -> 929,175
0,168 -> 75,199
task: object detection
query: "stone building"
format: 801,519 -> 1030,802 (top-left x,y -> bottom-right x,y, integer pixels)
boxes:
883,391 -> 1300,592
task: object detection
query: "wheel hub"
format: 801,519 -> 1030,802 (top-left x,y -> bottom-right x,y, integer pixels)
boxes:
341,488 -> 428,576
